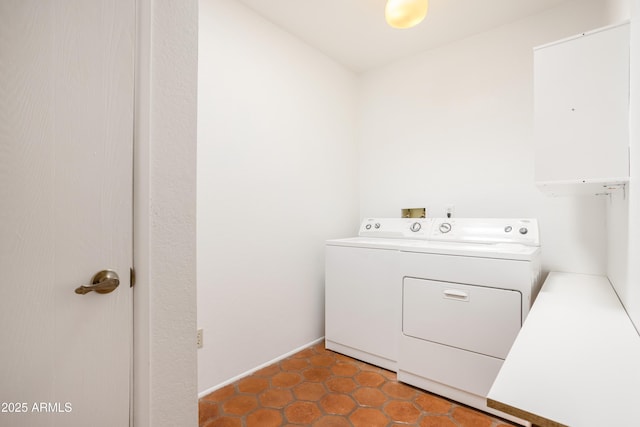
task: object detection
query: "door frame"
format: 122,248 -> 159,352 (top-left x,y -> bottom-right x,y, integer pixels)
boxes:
133,1 -> 198,426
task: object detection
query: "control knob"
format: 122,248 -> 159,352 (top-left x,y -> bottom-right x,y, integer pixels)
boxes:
365,224 -> 372,230
519,227 -> 528,235
410,222 -> 421,232
439,222 -> 452,233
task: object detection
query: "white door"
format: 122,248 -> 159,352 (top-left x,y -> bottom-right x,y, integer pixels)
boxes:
0,1 -> 134,426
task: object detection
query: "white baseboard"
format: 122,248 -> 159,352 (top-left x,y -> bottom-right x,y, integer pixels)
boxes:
198,336 -> 325,399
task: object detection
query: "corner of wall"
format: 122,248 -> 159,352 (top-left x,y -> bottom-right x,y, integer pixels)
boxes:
134,1 -> 199,426
197,0 -> 359,393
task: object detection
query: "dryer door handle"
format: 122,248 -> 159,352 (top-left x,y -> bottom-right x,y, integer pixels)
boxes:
443,289 -> 469,302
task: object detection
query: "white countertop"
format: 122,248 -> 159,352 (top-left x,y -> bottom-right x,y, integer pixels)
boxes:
487,272 -> 640,427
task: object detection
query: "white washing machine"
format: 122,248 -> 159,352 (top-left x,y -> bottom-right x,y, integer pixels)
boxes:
325,218 -> 432,371
325,217 -> 541,424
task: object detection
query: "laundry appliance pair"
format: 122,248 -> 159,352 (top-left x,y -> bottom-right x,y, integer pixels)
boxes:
325,217 -> 541,424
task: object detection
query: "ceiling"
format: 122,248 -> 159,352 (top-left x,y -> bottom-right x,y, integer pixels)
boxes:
235,0 -> 572,73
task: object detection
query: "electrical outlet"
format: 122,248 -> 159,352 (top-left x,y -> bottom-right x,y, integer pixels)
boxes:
197,328 -> 203,349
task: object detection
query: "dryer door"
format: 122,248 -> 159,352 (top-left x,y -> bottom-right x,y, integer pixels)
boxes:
403,278 -> 521,359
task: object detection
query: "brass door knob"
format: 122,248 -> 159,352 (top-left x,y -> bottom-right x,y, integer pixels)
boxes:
74,270 -> 120,295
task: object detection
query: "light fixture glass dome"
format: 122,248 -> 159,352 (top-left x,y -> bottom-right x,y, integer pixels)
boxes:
385,0 -> 429,29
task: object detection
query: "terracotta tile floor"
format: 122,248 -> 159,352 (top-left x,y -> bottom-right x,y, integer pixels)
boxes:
199,342 -> 517,427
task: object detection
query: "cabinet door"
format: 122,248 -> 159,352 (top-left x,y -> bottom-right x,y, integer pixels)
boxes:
534,23 -> 629,186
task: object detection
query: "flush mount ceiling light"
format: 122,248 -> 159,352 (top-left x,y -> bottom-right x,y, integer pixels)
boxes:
385,0 -> 429,29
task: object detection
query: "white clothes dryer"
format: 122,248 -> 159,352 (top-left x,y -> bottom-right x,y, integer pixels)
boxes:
397,218 -> 540,425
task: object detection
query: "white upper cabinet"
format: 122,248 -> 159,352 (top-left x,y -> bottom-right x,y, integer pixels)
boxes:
534,22 -> 630,196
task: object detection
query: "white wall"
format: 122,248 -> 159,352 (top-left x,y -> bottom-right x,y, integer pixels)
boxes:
197,0 -> 359,393
359,0 -> 616,275
134,1 -> 198,425
627,0 -> 640,331
607,0 -> 640,332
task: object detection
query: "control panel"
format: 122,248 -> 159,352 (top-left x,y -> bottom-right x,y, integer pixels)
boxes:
429,218 -> 540,246
358,218 -> 540,246
359,218 -> 433,239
